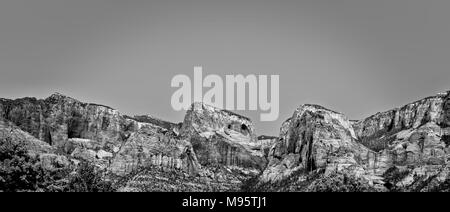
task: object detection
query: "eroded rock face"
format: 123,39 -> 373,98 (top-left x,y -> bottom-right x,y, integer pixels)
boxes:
442,93 -> 450,127
257,136 -> 278,158
0,93 -> 134,149
0,93 -> 182,173
259,91 -> 450,191
181,103 -> 255,139
0,118 -> 53,155
0,93 -> 174,156
353,91 -> 449,148
261,105 -> 369,183
352,92 -> 450,182
110,126 -> 200,176
0,118 -> 73,173
180,103 -> 267,173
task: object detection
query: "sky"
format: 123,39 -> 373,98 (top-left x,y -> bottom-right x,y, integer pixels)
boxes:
1,0 -> 450,136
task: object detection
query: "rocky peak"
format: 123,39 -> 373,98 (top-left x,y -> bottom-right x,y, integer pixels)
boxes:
46,92 -> 73,101
260,103 -> 367,183
291,104 -> 357,139
179,102 -> 267,173
181,102 -> 255,141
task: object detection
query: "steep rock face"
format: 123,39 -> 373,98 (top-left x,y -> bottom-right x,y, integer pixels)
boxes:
353,91 -> 449,149
0,93 -> 182,174
259,91 -> 450,191
181,103 -> 256,139
352,91 -> 450,179
0,118 -> 72,171
261,104 -> 370,183
180,103 -> 266,172
110,126 -> 200,176
189,133 -> 266,171
442,93 -> 450,127
0,93 -> 130,149
257,136 -> 278,158
0,93 -> 172,154
0,118 -> 53,155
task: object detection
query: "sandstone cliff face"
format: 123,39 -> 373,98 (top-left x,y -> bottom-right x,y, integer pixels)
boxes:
110,125 -> 200,176
0,93 -> 132,150
180,102 -> 256,139
0,118 -> 72,171
352,91 -> 450,190
261,104 -> 370,183
0,94 -> 270,188
180,103 -> 267,173
0,118 -> 53,155
353,91 -> 449,150
114,102 -> 273,191
257,136 -> 278,158
258,91 -> 450,191
0,93 -> 178,173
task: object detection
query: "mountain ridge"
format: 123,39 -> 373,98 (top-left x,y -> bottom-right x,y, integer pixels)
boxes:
1,90 -> 450,192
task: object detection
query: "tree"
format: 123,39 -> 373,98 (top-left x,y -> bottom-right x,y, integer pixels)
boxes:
0,137 -> 46,191
66,161 -> 113,192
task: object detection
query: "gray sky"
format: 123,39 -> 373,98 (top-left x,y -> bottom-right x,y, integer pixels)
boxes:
1,0 -> 450,135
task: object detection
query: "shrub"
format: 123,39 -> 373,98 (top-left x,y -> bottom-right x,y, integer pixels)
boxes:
382,166 -> 410,191
0,137 -> 53,192
306,172 -> 376,192
65,161 -> 114,192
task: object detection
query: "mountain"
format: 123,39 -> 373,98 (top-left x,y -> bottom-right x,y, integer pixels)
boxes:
1,91 -> 450,192
0,94 -> 270,191
257,91 -> 450,192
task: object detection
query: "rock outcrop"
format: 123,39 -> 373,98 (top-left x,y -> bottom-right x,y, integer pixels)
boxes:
0,118 -> 72,172
353,91 -> 449,151
0,118 -> 53,156
110,125 -> 200,176
0,93 -> 133,150
180,103 -> 267,173
257,91 -> 450,192
260,104 -> 370,183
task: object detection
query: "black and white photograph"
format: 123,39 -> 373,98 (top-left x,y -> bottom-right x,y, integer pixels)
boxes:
1,0 -> 449,205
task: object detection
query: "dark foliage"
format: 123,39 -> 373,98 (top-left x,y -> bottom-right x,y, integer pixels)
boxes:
65,161 -> 114,192
0,137 -> 113,192
359,128 -> 400,152
306,172 -> 376,192
0,137 -> 67,192
441,135 -> 450,147
382,166 -> 410,191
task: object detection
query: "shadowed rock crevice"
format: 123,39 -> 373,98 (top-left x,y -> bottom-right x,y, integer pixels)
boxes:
441,93 -> 450,127
67,112 -> 89,139
441,135 -> 450,147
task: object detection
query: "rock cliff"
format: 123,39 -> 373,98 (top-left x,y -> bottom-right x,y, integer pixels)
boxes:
260,104 -> 371,184
0,94 -> 272,191
181,103 -> 267,173
256,91 -> 450,191
2,91 -> 450,192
